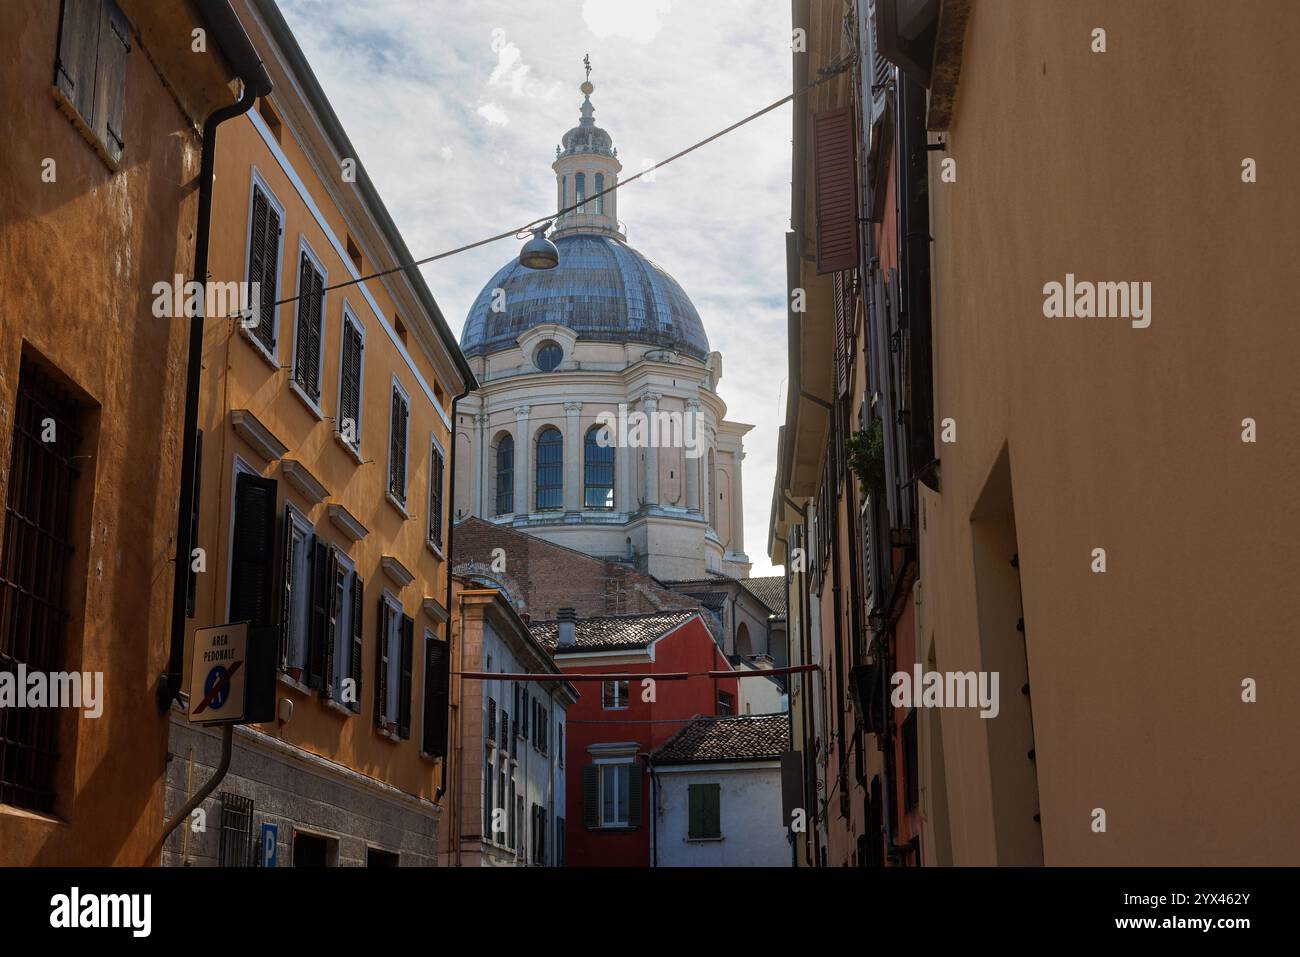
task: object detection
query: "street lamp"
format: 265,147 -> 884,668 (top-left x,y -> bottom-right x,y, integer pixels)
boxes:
519,222 -> 559,270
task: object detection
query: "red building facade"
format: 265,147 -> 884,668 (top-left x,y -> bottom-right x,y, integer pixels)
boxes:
529,610 -> 739,867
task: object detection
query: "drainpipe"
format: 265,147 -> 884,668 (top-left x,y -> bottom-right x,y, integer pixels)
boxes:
160,17 -> 272,711
437,386 -> 468,800
648,754 -> 659,867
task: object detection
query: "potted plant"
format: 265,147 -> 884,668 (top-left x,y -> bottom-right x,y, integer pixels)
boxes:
386,719 -> 398,734
845,418 -> 887,491
286,666 -> 303,683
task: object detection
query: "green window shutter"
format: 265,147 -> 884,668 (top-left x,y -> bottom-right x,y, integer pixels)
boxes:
349,575 -> 364,712
582,766 -> 599,828
305,538 -> 329,690
55,0 -> 100,125
374,600 -> 390,727
703,783 -> 721,838
627,764 -> 643,828
94,0 -> 130,165
277,503 -> 293,669
688,785 -> 702,839
398,615 -> 414,739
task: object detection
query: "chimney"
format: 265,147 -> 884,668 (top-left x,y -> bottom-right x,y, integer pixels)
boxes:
557,607 -> 577,648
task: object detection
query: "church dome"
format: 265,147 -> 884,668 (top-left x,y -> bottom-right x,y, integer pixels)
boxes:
460,233 -> 711,360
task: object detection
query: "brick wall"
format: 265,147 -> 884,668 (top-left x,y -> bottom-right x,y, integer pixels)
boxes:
452,518 -> 699,621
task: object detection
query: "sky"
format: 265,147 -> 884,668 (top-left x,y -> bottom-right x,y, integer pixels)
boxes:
278,0 -> 791,575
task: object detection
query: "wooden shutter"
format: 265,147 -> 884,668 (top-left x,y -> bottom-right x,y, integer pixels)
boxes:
833,272 -> 849,397
340,320 -> 361,443
429,446 -> 444,546
813,107 -> 860,275
390,389 -> 407,501
702,783 -> 721,838
94,0 -> 130,165
688,785 -> 704,838
248,188 -> 280,352
277,503 -> 293,669
349,576 -> 364,712
55,0 -> 100,124
306,538 -> 329,690
374,600 -> 390,727
229,474 -> 277,627
398,615 -> 414,739
422,637 -> 449,755
627,764 -> 643,828
582,766 -> 599,828
295,260 -> 324,400
323,551 -> 340,698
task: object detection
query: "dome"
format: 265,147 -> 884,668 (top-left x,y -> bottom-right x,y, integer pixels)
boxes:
460,233 -> 711,360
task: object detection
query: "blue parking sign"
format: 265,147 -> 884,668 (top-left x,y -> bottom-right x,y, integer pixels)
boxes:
261,822 -> 278,867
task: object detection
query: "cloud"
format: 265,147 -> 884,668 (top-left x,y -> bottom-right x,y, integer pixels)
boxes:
581,0 -> 673,42
277,0 -> 790,574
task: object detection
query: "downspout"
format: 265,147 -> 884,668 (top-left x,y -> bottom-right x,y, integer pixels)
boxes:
649,754 -> 659,867
437,387 -> 468,800
160,24 -> 272,711
774,530 -> 797,868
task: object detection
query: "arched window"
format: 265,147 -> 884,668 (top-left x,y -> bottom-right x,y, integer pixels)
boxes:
495,435 -> 514,515
736,621 -> 753,657
584,425 -> 615,509
535,427 -> 563,510
560,175 -> 567,210
575,172 -> 587,213
595,173 -> 605,214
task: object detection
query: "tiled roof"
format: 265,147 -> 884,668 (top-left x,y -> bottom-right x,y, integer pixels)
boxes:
530,609 -> 698,653
741,575 -> 787,617
652,714 -> 790,764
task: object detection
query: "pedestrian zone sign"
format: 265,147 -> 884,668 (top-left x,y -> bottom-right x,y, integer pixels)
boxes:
188,623 -> 249,725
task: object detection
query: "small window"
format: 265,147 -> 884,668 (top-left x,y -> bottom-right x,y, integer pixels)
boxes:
575,172 -> 587,212
687,783 -> 721,840
393,314 -> 408,345
53,0 -> 131,167
245,180 -> 283,356
717,690 -> 735,716
346,234 -> 363,274
366,848 -> 399,867
602,680 -> 628,710
595,172 -> 605,214
258,98 -> 282,142
535,341 -> 563,372
217,792 -> 255,867
375,597 -> 411,734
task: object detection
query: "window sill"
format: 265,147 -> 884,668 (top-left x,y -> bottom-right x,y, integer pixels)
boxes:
322,697 -> 358,719
0,802 -> 65,827
51,85 -> 120,174
685,836 -> 724,843
278,672 -> 312,696
425,538 -> 445,560
239,322 -> 281,371
376,726 -> 402,743
334,430 -> 364,464
589,824 -> 637,832
386,492 -> 410,519
288,379 -> 325,420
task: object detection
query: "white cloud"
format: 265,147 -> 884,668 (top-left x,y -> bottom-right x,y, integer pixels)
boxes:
581,0 -> 673,42
475,101 -> 509,126
277,0 -> 790,575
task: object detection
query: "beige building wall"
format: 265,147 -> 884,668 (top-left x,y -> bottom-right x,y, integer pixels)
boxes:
919,0 -> 1300,865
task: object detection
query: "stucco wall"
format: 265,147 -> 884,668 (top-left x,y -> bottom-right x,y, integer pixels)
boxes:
653,763 -> 789,867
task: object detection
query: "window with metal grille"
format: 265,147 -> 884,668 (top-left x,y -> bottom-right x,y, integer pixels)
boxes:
0,357 -> 86,813
428,441 -> 445,548
494,435 -> 514,515
583,426 -> 614,509
218,792 -> 255,867
337,312 -> 363,451
487,697 -> 496,743
292,250 -> 326,403
535,427 -> 562,510
388,383 -> 409,505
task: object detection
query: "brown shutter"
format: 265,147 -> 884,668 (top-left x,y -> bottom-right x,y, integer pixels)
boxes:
582,766 -> 599,828
94,0 -> 130,165
55,0 -> 100,124
229,474 -> 278,627
323,550 -> 339,698
340,320 -> 361,443
349,575 -> 364,712
390,389 -> 407,501
398,614 -> 414,739
833,272 -> 848,397
813,107 -> 860,275
375,599 -> 390,727
305,265 -> 324,399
